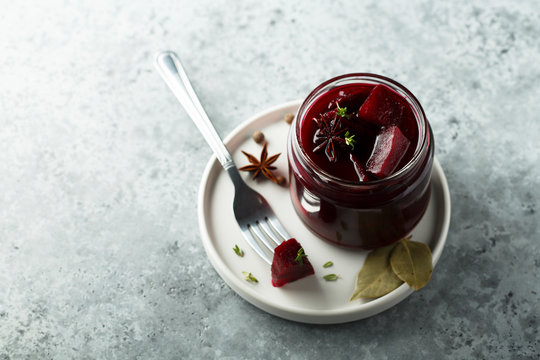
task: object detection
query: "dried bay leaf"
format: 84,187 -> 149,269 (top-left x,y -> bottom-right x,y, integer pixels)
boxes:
390,238 -> 433,291
350,243 -> 404,301
351,266 -> 404,299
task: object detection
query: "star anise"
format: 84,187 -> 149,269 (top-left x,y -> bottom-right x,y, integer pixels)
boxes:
313,111 -> 347,162
239,142 -> 281,183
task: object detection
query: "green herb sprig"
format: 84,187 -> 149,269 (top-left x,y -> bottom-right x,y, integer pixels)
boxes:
295,248 -> 307,266
344,131 -> 356,150
242,271 -> 258,283
323,274 -> 340,281
233,244 -> 244,257
336,103 -> 350,119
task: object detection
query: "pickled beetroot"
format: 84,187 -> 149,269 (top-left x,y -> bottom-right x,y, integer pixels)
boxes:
358,85 -> 410,127
300,83 -> 417,182
291,75 -> 432,250
366,126 -> 411,178
271,238 -> 314,287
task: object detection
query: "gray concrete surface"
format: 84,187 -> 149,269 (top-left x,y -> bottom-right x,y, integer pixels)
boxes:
0,0 -> 538,358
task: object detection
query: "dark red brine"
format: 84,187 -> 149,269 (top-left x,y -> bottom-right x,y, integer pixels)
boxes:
287,74 -> 434,250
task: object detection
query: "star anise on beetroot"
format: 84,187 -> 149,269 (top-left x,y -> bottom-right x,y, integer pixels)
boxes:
313,111 -> 347,162
239,142 -> 281,183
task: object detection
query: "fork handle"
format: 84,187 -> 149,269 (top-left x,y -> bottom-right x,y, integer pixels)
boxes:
154,51 -> 235,170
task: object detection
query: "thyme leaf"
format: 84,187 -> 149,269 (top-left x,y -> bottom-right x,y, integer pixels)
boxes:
295,248 -> 307,266
345,131 -> 356,150
323,274 -> 340,281
233,244 -> 244,257
242,271 -> 258,283
336,103 -> 350,118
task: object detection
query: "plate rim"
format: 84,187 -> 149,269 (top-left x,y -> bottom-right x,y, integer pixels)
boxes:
197,100 -> 451,324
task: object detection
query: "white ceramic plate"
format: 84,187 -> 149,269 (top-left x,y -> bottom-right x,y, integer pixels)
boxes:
198,101 -> 451,324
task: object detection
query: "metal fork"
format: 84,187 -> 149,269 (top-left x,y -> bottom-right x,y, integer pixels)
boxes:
154,51 -> 290,264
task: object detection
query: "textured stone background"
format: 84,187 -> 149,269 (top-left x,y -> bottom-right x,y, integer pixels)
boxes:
1,0 -> 538,358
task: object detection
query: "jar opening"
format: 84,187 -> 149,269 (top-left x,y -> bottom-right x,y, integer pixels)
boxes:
293,73 -> 429,188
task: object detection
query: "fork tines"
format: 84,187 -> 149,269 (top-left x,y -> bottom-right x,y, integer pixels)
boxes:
242,217 -> 290,265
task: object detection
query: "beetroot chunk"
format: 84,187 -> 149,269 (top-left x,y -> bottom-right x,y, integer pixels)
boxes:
271,238 -> 315,287
366,126 -> 411,178
358,85 -> 410,127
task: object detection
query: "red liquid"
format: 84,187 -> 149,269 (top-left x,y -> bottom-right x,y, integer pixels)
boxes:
288,74 -> 434,249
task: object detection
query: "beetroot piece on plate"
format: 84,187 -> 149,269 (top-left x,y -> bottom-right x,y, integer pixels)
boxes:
366,126 -> 411,178
358,85 -> 410,127
271,238 -> 315,287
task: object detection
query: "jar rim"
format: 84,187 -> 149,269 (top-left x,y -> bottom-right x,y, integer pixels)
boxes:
293,73 -> 430,188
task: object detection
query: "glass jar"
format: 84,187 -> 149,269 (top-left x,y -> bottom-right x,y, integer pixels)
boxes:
287,73 -> 434,249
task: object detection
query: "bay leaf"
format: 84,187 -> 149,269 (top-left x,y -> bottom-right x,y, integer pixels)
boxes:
390,239 -> 433,291
350,243 -> 404,301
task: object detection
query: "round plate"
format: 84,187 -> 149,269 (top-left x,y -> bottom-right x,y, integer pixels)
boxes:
198,101 -> 451,324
